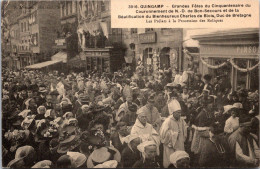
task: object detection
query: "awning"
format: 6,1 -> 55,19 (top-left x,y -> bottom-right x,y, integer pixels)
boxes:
25,60 -> 62,69
51,51 -> 67,63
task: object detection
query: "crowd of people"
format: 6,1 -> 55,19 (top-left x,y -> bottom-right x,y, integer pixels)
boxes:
2,65 -> 259,168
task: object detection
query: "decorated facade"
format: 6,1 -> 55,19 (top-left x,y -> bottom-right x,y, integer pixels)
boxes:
192,28 -> 259,91
122,28 -> 184,75
74,0 -> 125,73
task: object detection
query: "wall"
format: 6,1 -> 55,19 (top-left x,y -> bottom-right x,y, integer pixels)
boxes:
38,2 -> 60,60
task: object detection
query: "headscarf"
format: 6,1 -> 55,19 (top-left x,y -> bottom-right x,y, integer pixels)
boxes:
126,134 -> 140,152
37,106 -> 46,115
137,140 -> 157,161
169,150 -> 190,168
45,109 -> 52,118
18,110 -> 31,118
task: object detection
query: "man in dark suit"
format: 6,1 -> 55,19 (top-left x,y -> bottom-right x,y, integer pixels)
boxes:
43,95 -> 54,110
110,121 -> 129,152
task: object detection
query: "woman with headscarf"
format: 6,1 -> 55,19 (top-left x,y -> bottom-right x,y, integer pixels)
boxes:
132,141 -> 161,168
35,105 -> 46,120
169,150 -> 190,168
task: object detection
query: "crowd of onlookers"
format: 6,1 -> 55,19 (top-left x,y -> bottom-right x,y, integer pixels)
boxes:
2,66 -> 259,168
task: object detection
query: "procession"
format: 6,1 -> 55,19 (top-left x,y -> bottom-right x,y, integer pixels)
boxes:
2,0 -> 260,168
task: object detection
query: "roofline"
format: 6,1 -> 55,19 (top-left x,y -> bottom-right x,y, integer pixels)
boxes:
192,28 -> 259,40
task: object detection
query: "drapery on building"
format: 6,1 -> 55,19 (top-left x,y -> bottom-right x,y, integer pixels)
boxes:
192,28 -> 259,91
75,0 -> 125,73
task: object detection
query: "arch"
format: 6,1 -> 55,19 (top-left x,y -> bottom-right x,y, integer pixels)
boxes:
159,47 -> 171,69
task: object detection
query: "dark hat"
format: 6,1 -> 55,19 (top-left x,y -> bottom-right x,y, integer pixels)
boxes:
147,93 -> 156,103
49,90 -> 59,96
57,135 -> 81,154
238,89 -> 248,98
18,85 -> 27,92
195,73 -> 202,78
56,155 -> 71,168
203,74 -> 212,81
230,91 -> 237,96
89,114 -> 110,130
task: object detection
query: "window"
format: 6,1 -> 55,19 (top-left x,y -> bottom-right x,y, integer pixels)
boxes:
72,1 -> 76,13
65,2 -> 68,16
145,28 -> 154,32
24,22 -> 26,32
101,1 -> 106,12
67,2 -> 71,15
60,4 -> 63,17
131,28 -> 137,34
21,23 -> 23,32
36,33 -> 38,46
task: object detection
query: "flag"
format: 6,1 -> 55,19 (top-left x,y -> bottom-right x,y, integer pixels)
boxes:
100,22 -> 108,38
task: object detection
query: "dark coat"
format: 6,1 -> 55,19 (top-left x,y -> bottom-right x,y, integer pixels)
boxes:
110,132 -> 127,152
133,157 -> 161,168
42,102 -> 54,110
121,146 -> 141,168
199,137 -> 229,167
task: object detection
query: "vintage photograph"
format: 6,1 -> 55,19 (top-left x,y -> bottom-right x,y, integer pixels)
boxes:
1,0 -> 259,168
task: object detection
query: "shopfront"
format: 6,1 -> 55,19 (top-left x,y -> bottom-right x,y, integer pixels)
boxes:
192,28 -> 259,91
134,29 -> 183,74
77,48 -> 124,73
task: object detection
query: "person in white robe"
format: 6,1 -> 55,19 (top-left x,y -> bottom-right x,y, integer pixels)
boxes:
160,99 -> 187,168
131,108 -> 160,147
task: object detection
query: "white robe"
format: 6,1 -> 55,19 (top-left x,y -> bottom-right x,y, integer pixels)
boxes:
131,119 -> 160,146
160,116 -> 187,168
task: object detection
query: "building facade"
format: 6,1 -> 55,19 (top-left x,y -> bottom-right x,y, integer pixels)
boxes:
192,28 -> 259,91
75,0 -> 125,73
122,28 -> 184,74
2,1 -> 23,69
53,0 -> 79,69
3,1 -> 61,70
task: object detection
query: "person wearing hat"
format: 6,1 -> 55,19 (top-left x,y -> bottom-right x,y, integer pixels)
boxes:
36,84 -> 48,106
169,150 -> 190,168
131,107 -> 160,145
86,145 -> 121,168
137,93 -> 162,132
7,145 -> 36,168
202,74 -> 213,94
56,155 -> 72,168
160,99 -> 187,168
121,135 -> 142,167
67,151 -> 87,168
120,102 -> 138,126
198,123 -> 229,167
224,107 -> 239,134
228,114 -> 259,168
110,121 -> 129,152
133,140 -> 161,168
238,89 -> 251,112
43,95 -> 54,110
31,160 -> 53,168
116,95 -> 138,122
